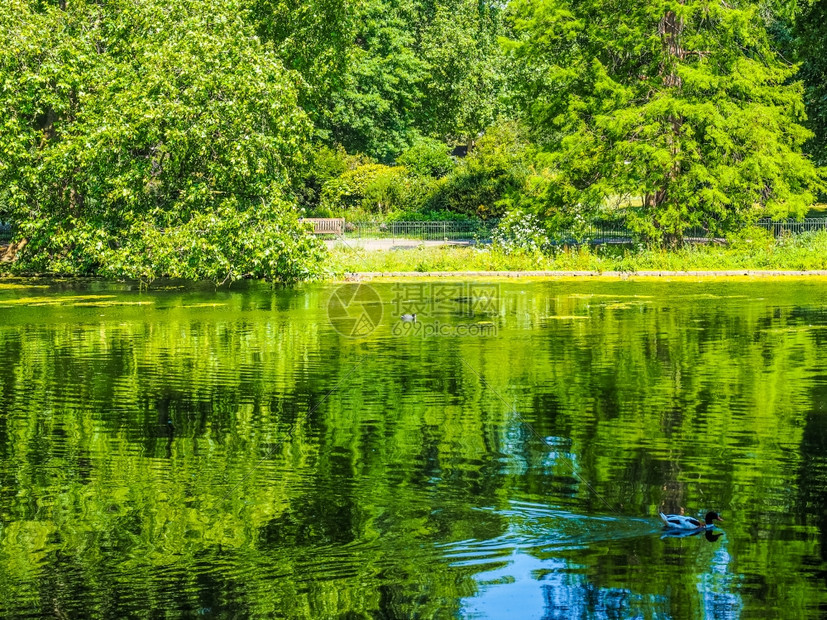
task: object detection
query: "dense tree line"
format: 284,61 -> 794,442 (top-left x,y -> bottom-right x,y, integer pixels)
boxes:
0,0 -> 825,279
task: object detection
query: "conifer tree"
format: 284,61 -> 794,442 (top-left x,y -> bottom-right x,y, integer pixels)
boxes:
511,0 -> 825,242
794,0 -> 827,167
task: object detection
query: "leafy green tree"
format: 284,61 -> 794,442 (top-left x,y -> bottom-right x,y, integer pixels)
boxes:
794,1 -> 827,167
426,121 -> 537,219
320,0 -> 511,161
0,0 -> 323,281
246,0 -> 353,129
510,0 -> 825,242
416,0 -> 512,145
324,0 -> 429,161
396,138 -> 455,178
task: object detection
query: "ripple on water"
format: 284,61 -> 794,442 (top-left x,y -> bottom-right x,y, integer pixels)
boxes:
440,501 -> 658,570
1,280 -> 826,619
442,503 -> 674,620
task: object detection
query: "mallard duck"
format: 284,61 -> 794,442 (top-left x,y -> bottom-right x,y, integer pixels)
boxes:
659,511 -> 723,530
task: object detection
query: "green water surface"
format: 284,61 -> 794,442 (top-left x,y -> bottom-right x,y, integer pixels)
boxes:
0,278 -> 825,618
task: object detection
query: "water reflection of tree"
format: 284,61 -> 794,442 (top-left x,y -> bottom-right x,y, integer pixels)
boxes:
0,282 -> 826,616
798,377 -> 827,563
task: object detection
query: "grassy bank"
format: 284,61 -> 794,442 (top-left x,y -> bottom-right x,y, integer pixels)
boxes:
328,230 -> 827,275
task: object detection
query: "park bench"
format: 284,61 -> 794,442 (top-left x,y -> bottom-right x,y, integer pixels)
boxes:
301,218 -> 345,235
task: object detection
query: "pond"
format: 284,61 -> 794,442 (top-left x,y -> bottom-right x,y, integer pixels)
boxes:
0,277 -> 826,618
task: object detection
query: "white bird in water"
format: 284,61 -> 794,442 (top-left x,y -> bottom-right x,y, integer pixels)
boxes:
659,511 -> 723,530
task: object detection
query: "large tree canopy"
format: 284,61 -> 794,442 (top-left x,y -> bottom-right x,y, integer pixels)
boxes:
247,0 -> 353,125
0,0 -> 324,281
323,0 -> 510,160
794,0 -> 827,167
511,0 -> 825,241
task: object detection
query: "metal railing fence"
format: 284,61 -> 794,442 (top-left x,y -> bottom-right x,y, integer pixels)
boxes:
0,222 -> 12,243
345,219 -> 498,240
755,218 -> 827,236
343,218 -> 827,243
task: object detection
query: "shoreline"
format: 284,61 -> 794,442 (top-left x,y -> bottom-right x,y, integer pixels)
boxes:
3,269 -> 827,286
342,269 -> 827,280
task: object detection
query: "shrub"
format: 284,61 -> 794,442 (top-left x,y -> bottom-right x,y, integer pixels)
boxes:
385,209 -> 471,222
396,138 -> 455,178
297,145 -> 370,214
321,163 -> 433,214
425,121 -> 534,218
12,201 -> 325,284
491,208 -> 550,254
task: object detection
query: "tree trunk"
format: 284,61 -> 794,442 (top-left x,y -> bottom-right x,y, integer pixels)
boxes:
37,108 -> 57,147
0,239 -> 28,264
659,8 -> 685,87
654,4 -> 686,245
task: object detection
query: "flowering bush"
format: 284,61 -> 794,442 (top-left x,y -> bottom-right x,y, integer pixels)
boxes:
491,209 -> 550,254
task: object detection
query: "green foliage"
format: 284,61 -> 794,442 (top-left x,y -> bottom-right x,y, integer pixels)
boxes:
510,0 -> 826,243
426,121 -> 537,219
247,0 -> 352,123
416,0 -> 512,141
396,138 -> 454,178
321,163 -> 432,215
309,145 -> 358,185
16,203 -> 324,283
0,0 -> 322,281
2,0 -> 826,279
385,209 -> 470,222
491,208 -> 550,255
794,1 -> 827,168
325,0 -> 430,160
313,124 -> 540,221
295,144 -> 368,214
324,0 -> 512,160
